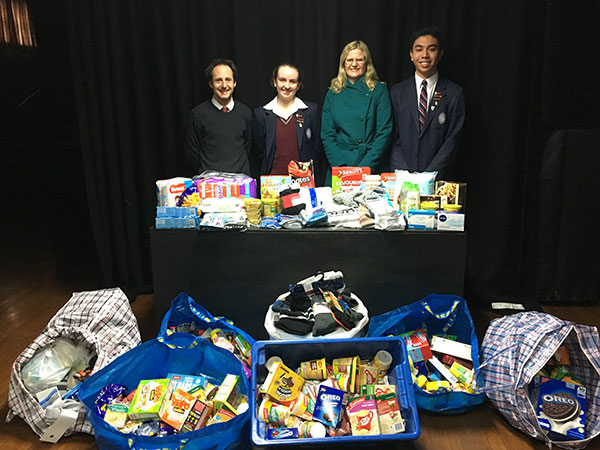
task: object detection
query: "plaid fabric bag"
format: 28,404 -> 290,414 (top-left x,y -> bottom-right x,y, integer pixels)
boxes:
6,288 -> 141,438
478,311 -> 600,449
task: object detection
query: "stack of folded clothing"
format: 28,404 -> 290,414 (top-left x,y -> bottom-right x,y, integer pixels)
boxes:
271,271 -> 365,337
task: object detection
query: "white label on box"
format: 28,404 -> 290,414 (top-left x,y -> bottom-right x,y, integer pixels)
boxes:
491,302 -> 525,310
430,336 -> 472,361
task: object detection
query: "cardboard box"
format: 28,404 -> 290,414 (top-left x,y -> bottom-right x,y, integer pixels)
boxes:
407,209 -> 435,230
436,212 -> 465,231
128,379 -> 171,420
531,375 -> 586,441
180,399 -> 212,432
399,329 -> 433,362
251,337 -> 420,446
434,181 -> 467,207
331,167 -> 371,195
167,373 -> 208,394
261,176 -> 293,199
430,336 -> 472,361
156,206 -> 199,218
155,217 -> 199,229
160,388 -> 197,430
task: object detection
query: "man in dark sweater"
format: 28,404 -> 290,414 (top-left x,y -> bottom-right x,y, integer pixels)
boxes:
184,59 -> 252,176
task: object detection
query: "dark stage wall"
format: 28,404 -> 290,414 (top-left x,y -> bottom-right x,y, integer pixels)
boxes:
3,0 -> 599,307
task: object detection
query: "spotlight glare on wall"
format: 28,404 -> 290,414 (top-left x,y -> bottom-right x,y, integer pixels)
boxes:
0,0 -> 37,47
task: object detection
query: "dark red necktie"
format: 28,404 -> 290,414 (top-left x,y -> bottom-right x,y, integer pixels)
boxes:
418,80 -> 428,132
221,106 -> 229,112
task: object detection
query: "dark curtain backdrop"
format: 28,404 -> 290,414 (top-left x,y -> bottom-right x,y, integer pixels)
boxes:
63,0 -> 600,305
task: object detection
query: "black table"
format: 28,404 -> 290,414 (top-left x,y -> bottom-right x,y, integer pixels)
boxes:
150,227 -> 466,340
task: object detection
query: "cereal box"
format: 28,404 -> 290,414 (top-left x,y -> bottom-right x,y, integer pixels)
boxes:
128,379 -> 170,420
167,373 -> 208,394
160,388 -> 197,430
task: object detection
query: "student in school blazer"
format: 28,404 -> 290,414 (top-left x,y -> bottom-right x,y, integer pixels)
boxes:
389,77 -> 464,177
252,101 -> 323,184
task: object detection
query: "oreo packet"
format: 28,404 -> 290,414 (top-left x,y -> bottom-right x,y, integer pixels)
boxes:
531,375 -> 586,441
312,385 -> 347,428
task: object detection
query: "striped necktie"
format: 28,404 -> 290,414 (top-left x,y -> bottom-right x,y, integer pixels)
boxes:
418,80 -> 428,132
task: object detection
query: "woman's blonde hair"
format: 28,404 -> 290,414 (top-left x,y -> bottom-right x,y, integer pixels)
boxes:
329,40 -> 380,93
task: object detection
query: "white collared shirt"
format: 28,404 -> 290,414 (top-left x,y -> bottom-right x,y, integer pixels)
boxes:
263,97 -> 308,120
414,72 -> 439,110
211,97 -> 235,111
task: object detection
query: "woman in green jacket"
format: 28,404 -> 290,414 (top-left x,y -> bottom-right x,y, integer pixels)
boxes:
321,40 -> 393,184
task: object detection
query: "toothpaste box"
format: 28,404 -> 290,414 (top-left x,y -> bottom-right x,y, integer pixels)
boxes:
331,167 -> 371,195
312,385 -> 347,428
531,375 -> 586,441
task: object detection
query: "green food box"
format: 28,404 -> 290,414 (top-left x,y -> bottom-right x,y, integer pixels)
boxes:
128,378 -> 171,420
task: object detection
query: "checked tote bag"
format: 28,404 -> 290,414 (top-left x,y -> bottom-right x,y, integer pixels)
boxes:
478,311 -> 600,449
6,288 -> 141,438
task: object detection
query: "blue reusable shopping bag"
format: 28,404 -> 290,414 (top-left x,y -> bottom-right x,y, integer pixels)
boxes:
158,292 -> 255,346
78,334 -> 250,450
368,294 -> 485,413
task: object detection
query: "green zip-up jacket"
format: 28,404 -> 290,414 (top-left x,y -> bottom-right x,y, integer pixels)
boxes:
321,76 -> 393,182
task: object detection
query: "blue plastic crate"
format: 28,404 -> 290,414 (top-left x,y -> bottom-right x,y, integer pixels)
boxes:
250,336 -> 420,446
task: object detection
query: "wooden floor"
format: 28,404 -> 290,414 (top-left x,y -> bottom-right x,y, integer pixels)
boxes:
0,214 -> 599,449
